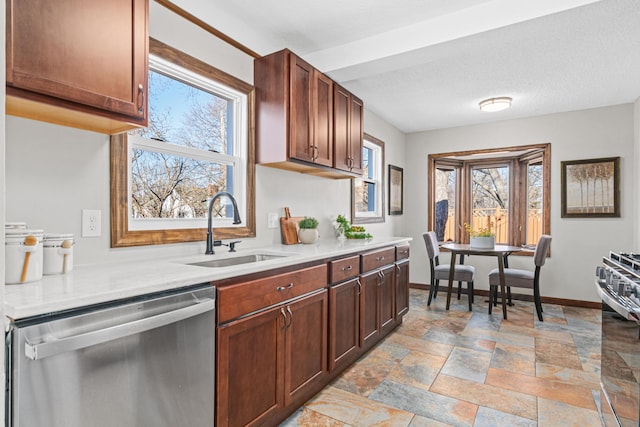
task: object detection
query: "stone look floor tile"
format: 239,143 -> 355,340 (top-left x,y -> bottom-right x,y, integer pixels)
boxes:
279,407 -> 348,427
490,342 -> 536,375
407,415 -> 452,426
369,379 -> 477,426
281,289 -> 603,427
535,337 -> 583,370
306,386 -> 414,427
440,347 -> 492,383
386,350 -> 447,390
535,362 -> 601,390
430,374 -> 537,420
485,368 -> 597,410
537,397 -> 602,427
331,354 -> 398,397
472,406 -> 537,427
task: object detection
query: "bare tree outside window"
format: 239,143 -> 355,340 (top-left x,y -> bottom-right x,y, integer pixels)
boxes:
128,70 -> 235,221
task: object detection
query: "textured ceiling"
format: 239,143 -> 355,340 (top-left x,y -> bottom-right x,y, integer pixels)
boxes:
172,0 -> 640,133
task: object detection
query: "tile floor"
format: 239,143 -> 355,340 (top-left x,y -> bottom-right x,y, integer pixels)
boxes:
281,288 -> 603,427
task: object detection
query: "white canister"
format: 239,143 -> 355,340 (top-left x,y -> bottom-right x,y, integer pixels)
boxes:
5,229 -> 44,284
43,233 -> 74,275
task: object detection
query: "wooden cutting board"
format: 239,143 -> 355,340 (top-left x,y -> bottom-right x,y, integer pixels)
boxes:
280,207 -> 304,245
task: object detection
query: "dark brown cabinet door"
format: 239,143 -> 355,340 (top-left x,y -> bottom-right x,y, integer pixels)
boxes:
333,84 -> 363,174
284,290 -> 328,405
6,0 -> 148,127
329,278 -> 361,371
333,85 -> 350,172
349,94 -> 364,175
395,260 -> 410,319
379,265 -> 396,334
217,307 -> 284,427
289,55 -> 313,163
313,71 -> 333,167
360,270 -> 380,347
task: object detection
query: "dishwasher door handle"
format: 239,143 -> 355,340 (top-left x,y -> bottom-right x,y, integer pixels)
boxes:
24,298 -> 216,361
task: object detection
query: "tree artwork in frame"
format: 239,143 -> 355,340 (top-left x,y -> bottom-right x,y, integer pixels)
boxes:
561,157 -> 620,218
388,165 -> 403,215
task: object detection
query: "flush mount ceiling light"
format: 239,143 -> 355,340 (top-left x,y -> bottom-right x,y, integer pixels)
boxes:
479,97 -> 512,112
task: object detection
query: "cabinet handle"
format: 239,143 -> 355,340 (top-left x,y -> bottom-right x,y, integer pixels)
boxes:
311,145 -> 319,161
286,305 -> 293,328
137,84 -> 145,115
400,250 -> 408,254
376,256 -> 385,262
396,264 -> 401,277
341,265 -> 353,272
378,270 -> 384,286
356,278 -> 362,296
280,308 -> 287,331
277,282 -> 294,292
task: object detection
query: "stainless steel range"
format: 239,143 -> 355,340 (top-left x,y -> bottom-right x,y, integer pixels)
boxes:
595,252 -> 640,427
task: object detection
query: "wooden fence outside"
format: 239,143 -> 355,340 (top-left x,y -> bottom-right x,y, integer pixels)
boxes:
443,208 -> 542,244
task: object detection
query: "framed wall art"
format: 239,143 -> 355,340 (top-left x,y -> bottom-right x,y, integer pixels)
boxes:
388,165 -> 403,215
561,156 -> 620,218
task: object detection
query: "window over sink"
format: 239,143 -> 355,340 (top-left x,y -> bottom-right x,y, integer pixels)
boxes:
110,38 -> 256,247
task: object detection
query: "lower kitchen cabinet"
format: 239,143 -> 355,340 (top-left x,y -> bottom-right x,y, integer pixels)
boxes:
360,265 -> 395,349
216,304 -> 282,427
395,259 -> 410,319
216,244 -> 409,426
217,289 -> 328,427
284,290 -> 328,405
328,277 -> 361,371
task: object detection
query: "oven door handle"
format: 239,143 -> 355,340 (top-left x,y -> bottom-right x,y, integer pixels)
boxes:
595,280 -> 640,324
24,298 -> 216,361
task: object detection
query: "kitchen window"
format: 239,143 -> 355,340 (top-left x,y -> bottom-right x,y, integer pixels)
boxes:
111,39 -> 255,247
428,143 -> 550,248
352,134 -> 385,224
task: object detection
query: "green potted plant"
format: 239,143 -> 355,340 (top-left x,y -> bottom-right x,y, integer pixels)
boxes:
464,219 -> 498,248
298,217 -> 319,244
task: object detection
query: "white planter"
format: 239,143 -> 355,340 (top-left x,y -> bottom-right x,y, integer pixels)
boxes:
298,228 -> 319,244
470,236 -> 495,249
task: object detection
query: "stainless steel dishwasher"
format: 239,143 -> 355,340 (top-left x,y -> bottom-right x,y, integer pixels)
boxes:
6,283 -> 215,427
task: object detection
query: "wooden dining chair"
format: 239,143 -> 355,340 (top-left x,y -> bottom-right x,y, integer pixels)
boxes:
423,231 -> 476,311
488,235 -> 552,321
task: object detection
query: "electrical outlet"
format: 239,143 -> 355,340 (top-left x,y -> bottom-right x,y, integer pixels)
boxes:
82,209 -> 102,237
267,212 -> 279,229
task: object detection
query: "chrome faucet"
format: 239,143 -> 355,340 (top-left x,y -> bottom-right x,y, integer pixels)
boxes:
206,191 -> 242,255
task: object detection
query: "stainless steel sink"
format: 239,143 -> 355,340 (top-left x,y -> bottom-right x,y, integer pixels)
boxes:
187,253 -> 287,268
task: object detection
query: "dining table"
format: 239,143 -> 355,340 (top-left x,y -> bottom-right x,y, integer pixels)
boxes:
440,243 -> 523,319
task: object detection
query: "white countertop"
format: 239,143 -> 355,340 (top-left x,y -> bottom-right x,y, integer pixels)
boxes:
5,237 -> 411,320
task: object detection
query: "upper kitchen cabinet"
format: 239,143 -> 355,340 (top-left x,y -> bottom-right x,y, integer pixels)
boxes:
333,84 -> 363,175
6,0 -> 148,134
255,49 -> 362,179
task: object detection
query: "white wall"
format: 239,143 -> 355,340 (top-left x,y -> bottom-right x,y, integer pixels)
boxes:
4,2 -> 406,266
405,104 -> 635,302
634,97 -> 640,251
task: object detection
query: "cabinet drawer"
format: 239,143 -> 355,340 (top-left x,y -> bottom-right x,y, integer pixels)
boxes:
218,264 -> 328,323
396,244 -> 410,261
361,247 -> 395,272
329,255 -> 360,283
